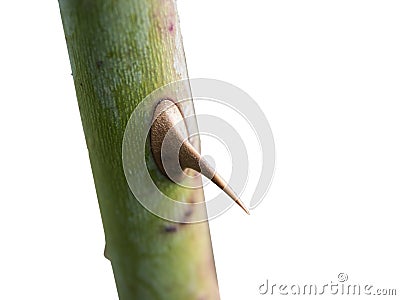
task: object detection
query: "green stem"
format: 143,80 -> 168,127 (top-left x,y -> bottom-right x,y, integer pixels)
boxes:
58,0 -> 220,299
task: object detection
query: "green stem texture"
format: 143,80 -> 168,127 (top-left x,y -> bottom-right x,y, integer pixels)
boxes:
58,1 -> 220,299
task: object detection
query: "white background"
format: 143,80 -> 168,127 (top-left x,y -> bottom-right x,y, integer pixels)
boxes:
1,1 -> 399,299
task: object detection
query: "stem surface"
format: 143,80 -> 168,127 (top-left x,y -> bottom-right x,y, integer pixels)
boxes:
58,1 -> 220,299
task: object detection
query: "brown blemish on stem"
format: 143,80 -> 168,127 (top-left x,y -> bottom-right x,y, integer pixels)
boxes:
168,22 -> 174,32
179,206 -> 194,225
96,60 -> 104,69
163,224 -> 178,233
184,207 -> 193,217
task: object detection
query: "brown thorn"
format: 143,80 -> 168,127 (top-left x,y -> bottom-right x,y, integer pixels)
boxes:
150,99 -> 250,215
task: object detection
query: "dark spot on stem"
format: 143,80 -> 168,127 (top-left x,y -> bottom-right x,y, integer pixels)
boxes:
179,207 -> 194,225
164,225 -> 177,233
168,22 -> 174,32
184,208 -> 193,217
96,60 -> 104,69
187,196 -> 195,204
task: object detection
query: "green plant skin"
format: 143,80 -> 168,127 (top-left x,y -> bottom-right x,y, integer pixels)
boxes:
58,0 -> 220,299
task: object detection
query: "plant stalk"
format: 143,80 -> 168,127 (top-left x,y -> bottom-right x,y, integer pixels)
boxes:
58,0 -> 220,299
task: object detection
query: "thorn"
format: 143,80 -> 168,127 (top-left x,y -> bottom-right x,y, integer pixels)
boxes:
194,152 -> 249,214
150,99 -> 250,215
